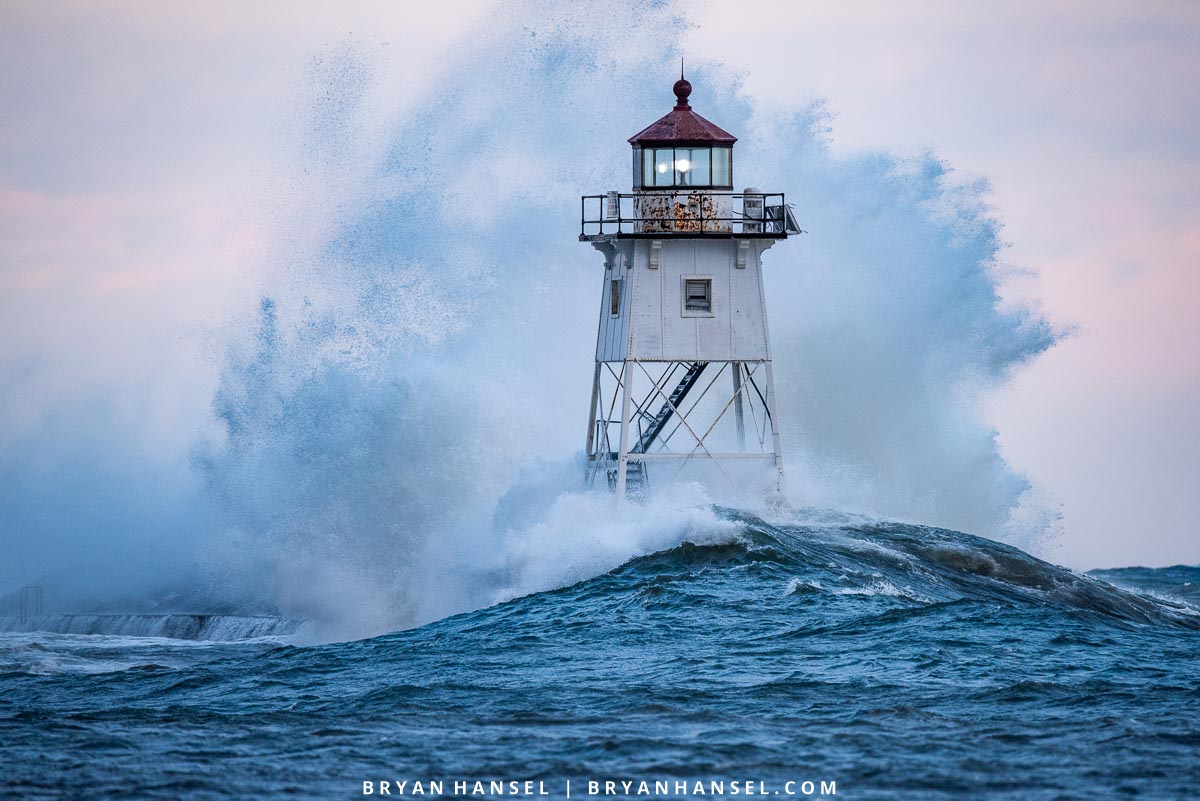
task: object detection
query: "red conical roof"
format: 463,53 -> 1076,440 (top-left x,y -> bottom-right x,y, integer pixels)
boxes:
628,78 -> 737,147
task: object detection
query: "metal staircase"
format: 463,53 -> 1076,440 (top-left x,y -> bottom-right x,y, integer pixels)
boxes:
602,362 -> 708,495
634,361 -> 708,456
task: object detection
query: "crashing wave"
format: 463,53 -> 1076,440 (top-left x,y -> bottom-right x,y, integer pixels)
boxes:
469,510 -> 1200,636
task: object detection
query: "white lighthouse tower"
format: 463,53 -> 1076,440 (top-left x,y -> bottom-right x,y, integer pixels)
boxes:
580,74 -> 799,500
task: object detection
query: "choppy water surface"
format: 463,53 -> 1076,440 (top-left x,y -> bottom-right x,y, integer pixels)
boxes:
3,512 -> 1198,800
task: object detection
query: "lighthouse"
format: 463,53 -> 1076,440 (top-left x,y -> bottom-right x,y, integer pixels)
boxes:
580,74 -> 799,500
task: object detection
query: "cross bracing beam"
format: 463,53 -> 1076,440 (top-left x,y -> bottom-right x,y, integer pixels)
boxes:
585,358 -> 785,498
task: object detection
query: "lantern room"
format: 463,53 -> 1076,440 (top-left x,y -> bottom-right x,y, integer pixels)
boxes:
629,77 -> 735,190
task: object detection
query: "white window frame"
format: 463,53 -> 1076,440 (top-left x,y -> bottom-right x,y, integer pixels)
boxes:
681,275 -> 715,317
610,278 -> 622,317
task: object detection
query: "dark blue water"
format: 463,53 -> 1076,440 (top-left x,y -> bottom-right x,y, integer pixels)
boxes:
3,511 -> 1198,800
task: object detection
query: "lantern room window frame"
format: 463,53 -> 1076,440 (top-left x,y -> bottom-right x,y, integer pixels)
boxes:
633,145 -> 733,190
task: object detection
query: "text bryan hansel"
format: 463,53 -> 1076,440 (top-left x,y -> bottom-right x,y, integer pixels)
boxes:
362,779 -> 838,796
364,781 -> 549,796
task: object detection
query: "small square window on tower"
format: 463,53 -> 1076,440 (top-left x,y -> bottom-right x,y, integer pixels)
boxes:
683,277 -> 713,315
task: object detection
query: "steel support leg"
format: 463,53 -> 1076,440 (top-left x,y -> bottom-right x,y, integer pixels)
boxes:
732,361 -> 746,451
584,362 -> 601,488
615,359 -> 634,504
763,360 -> 785,497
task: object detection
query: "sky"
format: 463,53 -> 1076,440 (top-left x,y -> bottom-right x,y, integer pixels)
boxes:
0,0 -> 1197,574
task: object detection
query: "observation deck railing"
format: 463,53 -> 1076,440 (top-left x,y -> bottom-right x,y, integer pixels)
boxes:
580,191 -> 796,240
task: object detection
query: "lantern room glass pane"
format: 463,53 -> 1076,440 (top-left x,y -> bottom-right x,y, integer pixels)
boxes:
675,147 -> 710,186
674,148 -> 692,186
712,147 -> 732,186
653,149 -> 673,186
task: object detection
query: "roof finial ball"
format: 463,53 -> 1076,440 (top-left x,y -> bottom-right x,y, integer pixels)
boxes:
673,75 -> 692,109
